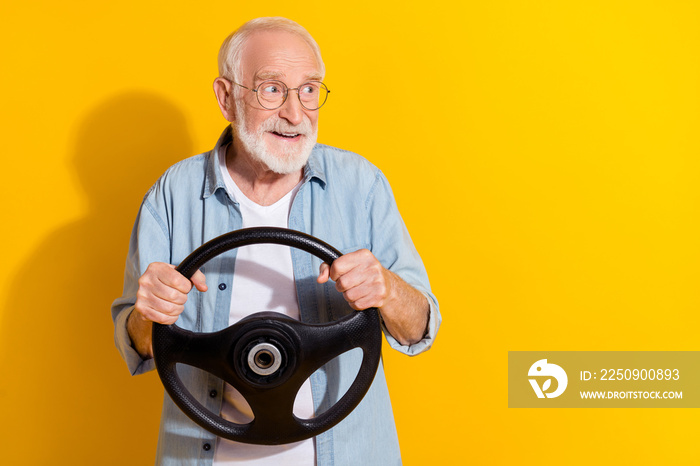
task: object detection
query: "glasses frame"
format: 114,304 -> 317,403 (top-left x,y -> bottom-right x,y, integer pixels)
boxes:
232,79 -> 330,111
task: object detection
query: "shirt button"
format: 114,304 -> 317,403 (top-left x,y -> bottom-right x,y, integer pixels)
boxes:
218,283 -> 227,291
209,390 -> 217,398
203,443 -> 211,451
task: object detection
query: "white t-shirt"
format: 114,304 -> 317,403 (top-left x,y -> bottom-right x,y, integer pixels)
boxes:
213,146 -> 315,465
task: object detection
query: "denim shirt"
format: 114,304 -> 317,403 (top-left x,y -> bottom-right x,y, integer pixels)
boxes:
112,128 -> 441,465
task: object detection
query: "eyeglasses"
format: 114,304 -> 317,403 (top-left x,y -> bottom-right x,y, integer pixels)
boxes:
232,79 -> 330,110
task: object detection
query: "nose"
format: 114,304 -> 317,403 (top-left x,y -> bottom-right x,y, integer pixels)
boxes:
277,90 -> 305,126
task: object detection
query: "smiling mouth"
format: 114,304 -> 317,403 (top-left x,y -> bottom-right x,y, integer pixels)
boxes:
270,131 -> 302,139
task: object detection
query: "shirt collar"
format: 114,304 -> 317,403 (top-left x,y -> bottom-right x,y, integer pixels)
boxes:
203,126 -> 327,199
303,145 -> 327,187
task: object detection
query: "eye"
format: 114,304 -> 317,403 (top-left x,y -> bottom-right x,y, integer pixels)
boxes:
299,84 -> 318,95
262,84 -> 282,94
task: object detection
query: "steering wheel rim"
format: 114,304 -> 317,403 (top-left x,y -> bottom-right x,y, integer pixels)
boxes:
152,227 -> 382,445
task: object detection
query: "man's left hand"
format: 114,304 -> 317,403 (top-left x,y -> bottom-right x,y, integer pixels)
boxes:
317,249 -> 429,346
317,249 -> 390,311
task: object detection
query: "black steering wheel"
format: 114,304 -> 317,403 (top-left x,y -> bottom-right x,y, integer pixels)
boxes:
152,227 -> 382,445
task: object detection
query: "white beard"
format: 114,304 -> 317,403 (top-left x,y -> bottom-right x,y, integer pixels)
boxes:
233,105 -> 317,175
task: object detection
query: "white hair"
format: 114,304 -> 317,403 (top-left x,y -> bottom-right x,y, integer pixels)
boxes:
218,17 -> 325,83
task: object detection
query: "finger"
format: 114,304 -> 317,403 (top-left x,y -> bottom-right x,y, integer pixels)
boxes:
317,262 -> 330,284
140,303 -> 182,324
148,263 -> 192,294
327,255 -> 355,282
343,284 -> 387,311
350,294 -> 382,311
334,266 -> 365,293
134,293 -> 185,323
340,281 -> 382,310
136,282 -> 186,313
145,305 -> 183,323
138,268 -> 188,305
333,255 -> 382,293
328,249 -> 375,282
338,268 -> 389,309
191,269 -> 208,292
147,278 -> 187,304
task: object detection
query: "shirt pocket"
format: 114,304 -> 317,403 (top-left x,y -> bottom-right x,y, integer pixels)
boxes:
338,243 -> 371,256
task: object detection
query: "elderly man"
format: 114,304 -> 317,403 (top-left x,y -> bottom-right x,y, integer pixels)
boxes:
112,17 -> 440,465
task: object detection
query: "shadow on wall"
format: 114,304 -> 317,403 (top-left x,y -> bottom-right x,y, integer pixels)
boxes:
0,92 -> 193,465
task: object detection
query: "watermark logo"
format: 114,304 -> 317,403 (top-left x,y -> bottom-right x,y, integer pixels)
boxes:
528,359 -> 568,398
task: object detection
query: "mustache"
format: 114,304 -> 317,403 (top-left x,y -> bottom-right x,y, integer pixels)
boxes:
259,117 -> 313,136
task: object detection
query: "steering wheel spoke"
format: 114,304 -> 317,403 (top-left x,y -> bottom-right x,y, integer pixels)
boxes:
296,309 -> 375,370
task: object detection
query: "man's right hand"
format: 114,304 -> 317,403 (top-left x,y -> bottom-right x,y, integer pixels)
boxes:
127,262 -> 208,358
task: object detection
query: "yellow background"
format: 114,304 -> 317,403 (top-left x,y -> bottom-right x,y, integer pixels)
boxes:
1,1 -> 699,464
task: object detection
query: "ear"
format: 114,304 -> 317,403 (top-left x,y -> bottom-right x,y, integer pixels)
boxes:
213,77 -> 236,122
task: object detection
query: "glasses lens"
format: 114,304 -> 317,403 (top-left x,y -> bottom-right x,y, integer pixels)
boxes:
298,82 -> 329,110
256,80 -> 287,109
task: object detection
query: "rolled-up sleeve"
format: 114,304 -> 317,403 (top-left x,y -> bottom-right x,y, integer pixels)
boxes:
381,291 -> 440,356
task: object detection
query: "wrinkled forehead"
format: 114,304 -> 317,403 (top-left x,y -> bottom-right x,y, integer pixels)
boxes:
239,30 -> 323,82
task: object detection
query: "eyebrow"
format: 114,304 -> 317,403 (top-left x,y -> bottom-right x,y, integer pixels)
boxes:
254,71 -> 323,83
255,71 -> 285,82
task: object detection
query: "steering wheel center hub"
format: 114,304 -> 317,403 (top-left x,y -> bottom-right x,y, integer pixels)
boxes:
248,342 -> 282,376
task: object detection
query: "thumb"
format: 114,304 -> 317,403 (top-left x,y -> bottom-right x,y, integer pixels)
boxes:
191,269 -> 208,292
317,262 -> 330,284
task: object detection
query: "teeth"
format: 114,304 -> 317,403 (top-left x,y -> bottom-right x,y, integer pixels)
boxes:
269,130 -> 304,140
